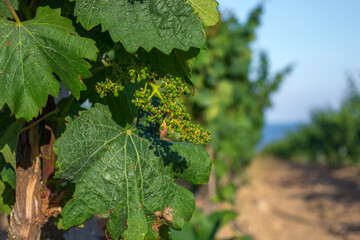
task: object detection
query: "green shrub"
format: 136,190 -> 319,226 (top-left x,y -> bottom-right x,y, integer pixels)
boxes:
265,77 -> 360,167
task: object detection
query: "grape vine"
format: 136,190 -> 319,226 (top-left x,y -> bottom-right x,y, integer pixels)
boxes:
95,60 -> 212,145
0,0 -> 219,239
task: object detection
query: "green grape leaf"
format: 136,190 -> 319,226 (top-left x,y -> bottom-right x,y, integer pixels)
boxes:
0,154 -> 14,215
166,142 -> 211,184
138,47 -> 200,80
1,163 -> 16,188
80,64 -> 141,127
69,0 -> 206,54
115,43 -> 199,81
0,6 -> 98,121
0,179 -> 14,215
0,154 -> 5,172
0,106 -> 15,133
187,0 -> 219,26
54,104 -> 211,239
0,0 -> 19,19
0,119 -> 25,169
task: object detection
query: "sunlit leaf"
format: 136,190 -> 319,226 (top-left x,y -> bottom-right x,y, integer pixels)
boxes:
0,7 -> 98,120
187,0 -> 219,26
70,0 -> 206,54
54,104 -> 210,239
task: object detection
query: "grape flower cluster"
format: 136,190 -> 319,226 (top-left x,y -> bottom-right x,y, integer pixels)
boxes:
96,60 -> 211,145
95,78 -> 124,98
95,59 -> 148,97
132,74 -> 211,145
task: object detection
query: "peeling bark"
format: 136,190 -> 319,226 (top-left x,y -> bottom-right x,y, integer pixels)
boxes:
8,125 -> 44,240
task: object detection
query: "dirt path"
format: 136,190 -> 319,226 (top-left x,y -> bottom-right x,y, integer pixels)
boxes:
216,157 -> 360,240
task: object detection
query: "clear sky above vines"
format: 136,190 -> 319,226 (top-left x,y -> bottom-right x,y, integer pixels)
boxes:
220,0 -> 360,123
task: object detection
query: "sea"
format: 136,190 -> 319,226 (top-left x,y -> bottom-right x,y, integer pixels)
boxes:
256,123 -> 301,150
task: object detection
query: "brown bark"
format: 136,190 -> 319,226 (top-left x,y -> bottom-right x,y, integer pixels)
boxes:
8,124 -> 44,240
8,97 -> 62,239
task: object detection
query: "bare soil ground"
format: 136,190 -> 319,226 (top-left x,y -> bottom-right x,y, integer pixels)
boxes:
213,157 -> 360,240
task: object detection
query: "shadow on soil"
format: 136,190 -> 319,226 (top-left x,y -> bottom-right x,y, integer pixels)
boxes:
280,162 -> 360,237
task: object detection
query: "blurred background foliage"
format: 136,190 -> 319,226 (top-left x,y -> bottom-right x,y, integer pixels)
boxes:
175,3 -> 360,239
170,209 -> 239,240
264,76 -> 360,167
188,6 -> 292,201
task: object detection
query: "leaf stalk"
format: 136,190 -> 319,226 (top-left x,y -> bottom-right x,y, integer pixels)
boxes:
4,0 -> 21,24
21,109 -> 59,132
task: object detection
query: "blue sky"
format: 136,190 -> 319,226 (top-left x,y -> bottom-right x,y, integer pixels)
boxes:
218,0 -> 360,123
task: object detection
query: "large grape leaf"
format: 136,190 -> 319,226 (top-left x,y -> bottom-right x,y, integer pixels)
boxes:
0,0 -> 19,19
69,0 -> 206,54
0,179 -> 14,215
1,163 -> 16,188
115,42 -> 199,81
0,119 -> 25,169
0,106 -> 15,133
54,104 -> 211,239
80,63 -> 142,127
138,47 -> 200,80
0,154 -> 14,215
187,0 -> 220,26
0,7 -> 98,121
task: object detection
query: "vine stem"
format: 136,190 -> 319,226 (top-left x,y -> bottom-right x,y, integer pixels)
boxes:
4,0 -> 21,24
21,109 -> 59,133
